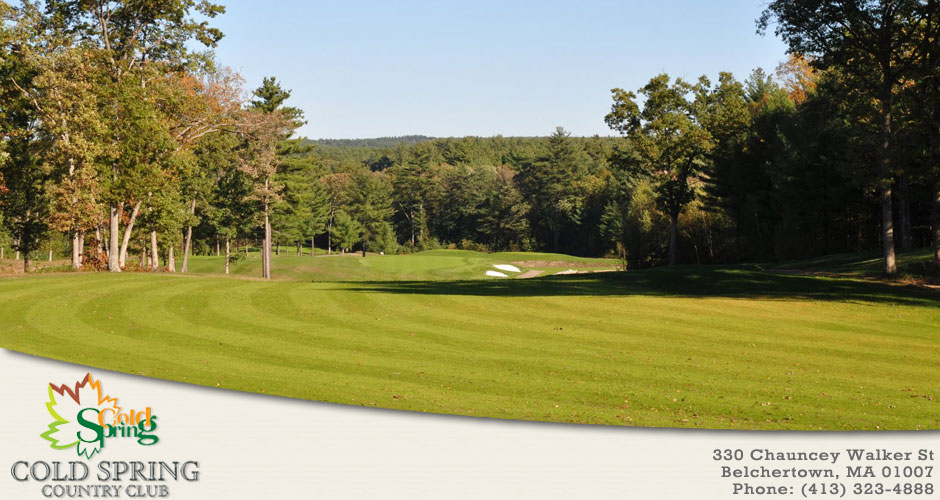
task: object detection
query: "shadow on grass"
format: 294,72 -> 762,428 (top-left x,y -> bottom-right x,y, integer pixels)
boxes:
342,267 -> 940,307
771,249 -> 936,280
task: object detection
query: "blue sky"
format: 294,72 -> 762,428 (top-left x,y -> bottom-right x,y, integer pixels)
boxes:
210,1 -> 789,139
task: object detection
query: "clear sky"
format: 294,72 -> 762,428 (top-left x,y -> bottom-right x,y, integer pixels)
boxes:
210,1 -> 789,139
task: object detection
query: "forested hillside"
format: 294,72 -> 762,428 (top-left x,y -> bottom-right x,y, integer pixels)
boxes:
2,0 -> 939,278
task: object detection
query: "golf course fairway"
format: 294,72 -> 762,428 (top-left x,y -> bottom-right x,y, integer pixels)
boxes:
1,251 -> 937,430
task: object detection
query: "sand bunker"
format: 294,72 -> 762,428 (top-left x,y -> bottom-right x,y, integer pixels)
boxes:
493,264 -> 521,273
485,270 -> 509,278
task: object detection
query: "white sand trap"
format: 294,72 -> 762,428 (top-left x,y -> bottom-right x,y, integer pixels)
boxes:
555,269 -> 580,275
493,264 -> 521,273
486,270 -> 509,278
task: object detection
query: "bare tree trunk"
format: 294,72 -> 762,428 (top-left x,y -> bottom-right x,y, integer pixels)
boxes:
669,212 -> 679,266
77,233 -> 84,265
141,243 -> 147,269
311,236 -> 315,257
1,247 -> 4,259
181,198 -> 196,273
108,203 -> 121,272
71,229 -> 81,270
899,175 -> 913,251
882,186 -> 897,274
96,226 -> 104,256
328,209 -> 333,255
48,247 -> 52,262
150,230 -> 159,271
551,220 -> 560,252
225,238 -> 231,275
880,80 -> 897,275
276,239 -> 280,256
297,241 -> 302,256
263,205 -> 272,279
933,180 -> 940,266
118,201 -> 141,269
216,238 -> 220,257
168,245 -> 176,273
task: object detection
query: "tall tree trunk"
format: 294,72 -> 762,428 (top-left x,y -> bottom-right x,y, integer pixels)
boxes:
933,180 -> 940,266
48,247 -> 53,262
881,187 -> 897,275
108,203 -> 121,272
263,204 -> 272,279
216,238 -> 220,257
71,229 -> 81,270
276,239 -> 280,256
96,226 -> 104,256
297,241 -> 302,256
898,175 -> 913,251
668,211 -> 680,266
181,198 -> 196,273
551,219 -> 560,252
77,233 -> 84,265
1,247 -> 4,259
21,229 -> 30,273
168,245 -> 176,273
225,238 -> 231,275
880,79 -> 897,275
328,209 -> 333,254
311,235 -> 315,257
150,230 -> 159,271
118,201 -> 141,269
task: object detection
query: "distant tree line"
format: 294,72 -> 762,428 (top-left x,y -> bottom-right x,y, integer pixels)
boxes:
2,0 -> 940,277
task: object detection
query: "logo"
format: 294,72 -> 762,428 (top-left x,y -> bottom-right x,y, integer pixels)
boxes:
40,373 -> 159,459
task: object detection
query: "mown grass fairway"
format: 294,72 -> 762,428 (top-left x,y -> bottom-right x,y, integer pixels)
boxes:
183,249 -> 620,281
1,250 -> 938,430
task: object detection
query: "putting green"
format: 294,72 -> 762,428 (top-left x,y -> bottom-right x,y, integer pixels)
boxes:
0,251 -> 937,430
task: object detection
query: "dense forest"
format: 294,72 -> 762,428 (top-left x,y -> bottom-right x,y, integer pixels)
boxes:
1,1 -> 939,277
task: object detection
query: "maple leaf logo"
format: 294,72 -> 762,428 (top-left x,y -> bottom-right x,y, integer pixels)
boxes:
41,373 -> 120,459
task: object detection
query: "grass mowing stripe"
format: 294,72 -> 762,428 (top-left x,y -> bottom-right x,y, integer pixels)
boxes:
2,255 -> 938,430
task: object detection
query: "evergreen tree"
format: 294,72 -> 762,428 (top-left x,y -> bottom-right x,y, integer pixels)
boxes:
760,0 -> 924,274
330,211 -> 361,254
516,127 -> 588,252
346,170 -> 395,256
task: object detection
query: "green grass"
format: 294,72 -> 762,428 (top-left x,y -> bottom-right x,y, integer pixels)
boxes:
1,250 -> 938,430
184,249 -> 620,281
772,248 -> 937,280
